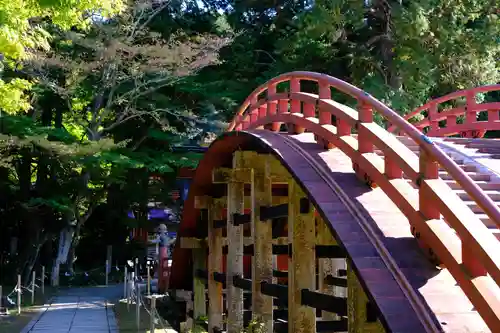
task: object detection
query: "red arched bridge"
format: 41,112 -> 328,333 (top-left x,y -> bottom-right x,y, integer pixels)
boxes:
167,72 -> 500,333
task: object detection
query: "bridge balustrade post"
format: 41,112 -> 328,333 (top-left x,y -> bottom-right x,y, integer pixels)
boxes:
259,106 -> 267,119
337,115 -> 351,137
226,152 -> 247,333
428,103 -> 439,135
267,84 -> 280,132
357,101 -> 373,154
303,102 -> 316,119
356,102 -> 375,187
289,78 -> 303,134
250,96 -> 262,129
288,181 -> 316,333
488,107 -> 499,122
384,151 -> 403,180
317,81 -> 334,149
235,115 -> 247,131
465,91 -> 477,126
446,114 -> 457,130
417,149 -> 441,264
418,149 -> 440,220
278,88 -> 289,117
235,114 -> 247,131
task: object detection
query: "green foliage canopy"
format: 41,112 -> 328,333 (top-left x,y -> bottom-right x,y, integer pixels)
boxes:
0,0 -> 123,113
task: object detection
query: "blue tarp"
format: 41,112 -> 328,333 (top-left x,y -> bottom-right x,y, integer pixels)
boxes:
127,179 -> 191,220
127,208 -> 173,220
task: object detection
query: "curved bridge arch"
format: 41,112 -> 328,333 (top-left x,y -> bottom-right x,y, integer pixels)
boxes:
169,72 -> 500,333
387,85 -> 500,138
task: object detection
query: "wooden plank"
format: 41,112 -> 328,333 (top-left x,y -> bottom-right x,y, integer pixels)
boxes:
213,195 -> 288,211
234,151 -> 290,184
226,154 -> 246,333
208,200 -> 223,332
207,183 -> 289,198
316,217 -> 346,321
180,236 -> 288,249
288,181 -> 316,333
252,156 -> 274,332
213,167 -> 253,184
193,247 -> 207,319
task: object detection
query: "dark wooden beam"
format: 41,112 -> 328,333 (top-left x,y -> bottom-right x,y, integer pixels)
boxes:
324,274 -> 348,287
272,270 -> 288,278
274,319 -> 347,333
213,219 -> 226,229
317,319 -> 348,332
232,275 -> 252,291
315,245 -> 347,258
260,281 -> 288,301
260,203 -> 288,220
232,213 -> 251,226
300,289 -> 347,316
213,272 -> 226,284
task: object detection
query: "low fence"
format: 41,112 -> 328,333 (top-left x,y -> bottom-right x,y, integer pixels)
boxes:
0,266 -> 47,315
0,260 -> 121,314
125,268 -> 171,332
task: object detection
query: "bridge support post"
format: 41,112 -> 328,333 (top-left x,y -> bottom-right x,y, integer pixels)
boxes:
226,153 -> 247,333
208,199 -> 224,332
288,181 -> 316,333
347,261 -> 385,333
316,217 -> 346,321
251,155 -> 274,332
193,219 -> 207,321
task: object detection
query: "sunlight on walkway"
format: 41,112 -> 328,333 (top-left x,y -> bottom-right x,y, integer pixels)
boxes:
20,296 -> 117,333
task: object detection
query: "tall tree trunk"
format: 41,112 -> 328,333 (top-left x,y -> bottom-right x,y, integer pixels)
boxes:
16,149 -> 39,284
22,232 -> 49,284
52,226 -> 74,286
64,204 -> 95,274
62,127 -> 101,274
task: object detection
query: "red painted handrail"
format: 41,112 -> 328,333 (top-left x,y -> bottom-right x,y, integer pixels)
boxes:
228,72 -> 500,222
387,85 -> 500,138
227,71 -> 500,331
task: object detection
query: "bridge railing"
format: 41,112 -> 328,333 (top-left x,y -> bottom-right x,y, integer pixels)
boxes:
228,71 -> 500,330
387,85 -> 500,138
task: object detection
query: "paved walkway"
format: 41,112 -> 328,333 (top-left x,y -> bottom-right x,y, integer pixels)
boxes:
21,285 -> 122,333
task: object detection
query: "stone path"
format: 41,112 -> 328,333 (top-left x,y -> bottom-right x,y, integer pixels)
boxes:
21,285 -> 122,333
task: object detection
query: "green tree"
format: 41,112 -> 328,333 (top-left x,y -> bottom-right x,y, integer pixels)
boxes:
0,0 -> 123,113
16,0 -> 229,273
